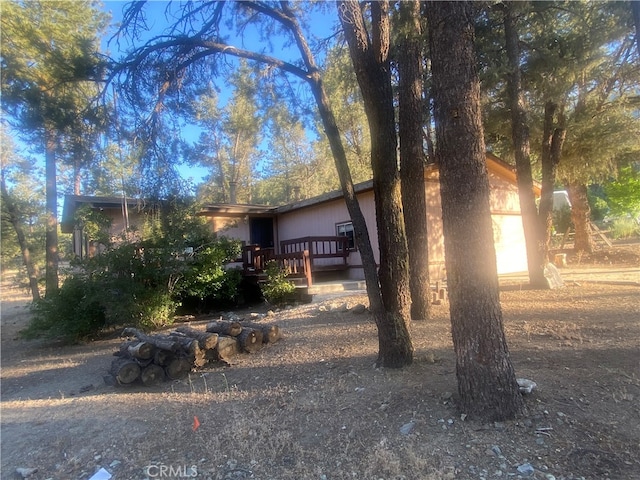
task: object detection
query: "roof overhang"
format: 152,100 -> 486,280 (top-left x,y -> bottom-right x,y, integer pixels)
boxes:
197,204 -> 277,218
61,195 -> 150,233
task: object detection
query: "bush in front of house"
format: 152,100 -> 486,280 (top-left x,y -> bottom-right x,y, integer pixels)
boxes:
261,260 -> 296,306
24,236 -> 243,342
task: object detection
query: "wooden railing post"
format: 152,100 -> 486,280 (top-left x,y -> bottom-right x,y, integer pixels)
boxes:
303,249 -> 312,287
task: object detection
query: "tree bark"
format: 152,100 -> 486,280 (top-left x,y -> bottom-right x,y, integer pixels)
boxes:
164,356 -> 192,380
140,363 -> 165,386
632,1 -> 640,59
240,323 -> 281,343
45,125 -> 59,296
502,2 -> 547,289
338,0 -> 413,368
566,182 -> 593,253
237,328 -> 264,353
206,320 -> 243,337
117,341 -> 155,360
110,357 -> 141,384
0,175 -> 40,301
397,0 -> 431,321
427,0 -> 525,421
175,326 -> 219,349
539,101 -> 566,264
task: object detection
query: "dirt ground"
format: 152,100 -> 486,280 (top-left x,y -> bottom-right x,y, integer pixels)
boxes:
1,243 -> 639,480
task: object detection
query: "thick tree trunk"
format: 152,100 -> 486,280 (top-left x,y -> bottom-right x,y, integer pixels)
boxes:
281,2 -> 382,312
632,1 -> 640,59
539,101 -> 566,264
427,0 -> 525,421
338,0 -> 413,368
0,176 -> 40,301
398,0 -> 431,321
44,126 -> 59,296
566,182 -> 593,253
502,2 -> 547,289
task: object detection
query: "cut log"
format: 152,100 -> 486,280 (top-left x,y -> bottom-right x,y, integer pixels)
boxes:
241,323 -> 281,344
110,357 -> 141,385
168,333 -> 199,352
164,357 -> 192,380
237,328 -> 264,353
140,363 -> 165,386
206,336 -> 239,363
174,326 -> 219,350
154,349 -> 173,366
206,320 -> 242,337
116,341 -> 155,359
121,327 -> 179,352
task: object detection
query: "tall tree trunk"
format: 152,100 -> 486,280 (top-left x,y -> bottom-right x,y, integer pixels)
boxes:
45,125 -> 59,295
427,0 -> 524,421
338,0 -> 413,367
539,101 -> 566,264
566,182 -> 593,253
283,1 -> 412,367
1,176 -> 40,301
398,0 -> 431,321
502,2 -> 547,289
632,1 -> 640,59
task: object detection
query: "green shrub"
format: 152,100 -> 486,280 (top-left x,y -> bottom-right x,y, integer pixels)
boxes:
24,236 -> 242,341
261,261 -> 296,306
609,217 -> 640,239
24,277 -> 106,341
175,238 -> 242,303
552,205 -> 573,236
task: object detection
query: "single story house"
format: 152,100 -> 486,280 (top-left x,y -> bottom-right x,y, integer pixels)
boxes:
198,153 -> 540,284
62,154 -> 539,286
61,195 -> 154,259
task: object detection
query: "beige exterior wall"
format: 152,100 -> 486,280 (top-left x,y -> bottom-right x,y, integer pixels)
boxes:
276,190 -> 378,280
423,170 -> 528,278
208,216 -> 252,243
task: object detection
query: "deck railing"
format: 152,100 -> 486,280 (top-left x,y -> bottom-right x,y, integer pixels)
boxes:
280,236 -> 349,272
242,236 -> 350,287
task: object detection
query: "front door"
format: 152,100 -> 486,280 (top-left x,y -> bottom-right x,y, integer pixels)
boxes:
250,217 -> 274,248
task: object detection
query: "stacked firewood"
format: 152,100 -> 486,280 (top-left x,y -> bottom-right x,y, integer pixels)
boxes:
108,320 -> 281,386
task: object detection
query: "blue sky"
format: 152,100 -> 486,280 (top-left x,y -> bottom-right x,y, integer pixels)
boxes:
100,1 -> 340,189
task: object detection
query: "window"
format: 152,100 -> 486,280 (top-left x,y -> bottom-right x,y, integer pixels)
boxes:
336,221 -> 356,251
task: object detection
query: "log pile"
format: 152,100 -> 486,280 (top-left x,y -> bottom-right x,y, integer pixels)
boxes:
108,320 -> 282,386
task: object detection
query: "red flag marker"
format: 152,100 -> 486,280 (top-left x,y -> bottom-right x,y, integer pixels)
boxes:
193,416 -> 201,431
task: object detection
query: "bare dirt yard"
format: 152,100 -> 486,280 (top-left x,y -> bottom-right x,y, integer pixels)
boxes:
1,243 -> 639,480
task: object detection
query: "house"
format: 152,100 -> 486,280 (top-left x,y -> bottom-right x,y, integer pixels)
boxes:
62,154 -> 538,286
198,153 -> 540,284
61,195 -> 154,258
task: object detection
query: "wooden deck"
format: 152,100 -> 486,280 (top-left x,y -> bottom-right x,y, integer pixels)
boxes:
242,236 -> 350,287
